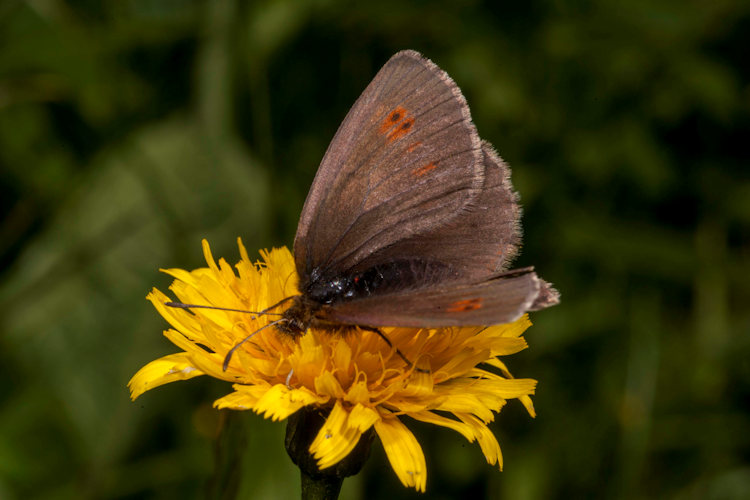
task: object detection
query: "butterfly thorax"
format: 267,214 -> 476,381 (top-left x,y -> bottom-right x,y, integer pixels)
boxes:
277,268 -> 380,337
303,260 -> 455,305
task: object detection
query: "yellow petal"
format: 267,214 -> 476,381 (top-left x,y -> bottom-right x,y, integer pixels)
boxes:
128,353 -> 203,400
437,348 -> 492,378
146,289 -> 201,336
440,377 -> 536,400
311,402 -> 366,469
519,394 -> 536,418
344,380 -> 372,406
201,238 -> 221,275
397,367 -> 434,398
331,339 -> 352,372
456,413 -> 503,469
482,377 -> 537,399
348,403 -> 380,433
253,384 -> 328,421
213,384 -> 268,410
430,393 -> 495,423
314,370 -> 345,399
381,398 -> 430,413
215,390 -> 260,410
374,415 -> 427,492
488,337 -> 529,356
494,314 -> 532,338
482,357 -> 512,377
409,410 -> 475,441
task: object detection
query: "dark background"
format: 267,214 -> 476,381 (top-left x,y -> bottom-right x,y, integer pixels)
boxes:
1,1 -> 748,498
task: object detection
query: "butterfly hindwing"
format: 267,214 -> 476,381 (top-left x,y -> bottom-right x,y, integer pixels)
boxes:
322,269 -> 545,328
348,141 -> 521,280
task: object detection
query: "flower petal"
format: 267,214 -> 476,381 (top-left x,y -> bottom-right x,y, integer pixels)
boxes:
374,415 -> 427,492
429,392 -> 497,423
495,314 -> 532,338
311,402 -> 372,469
213,384 -> 268,410
128,353 -> 203,400
348,403 -> 380,433
456,413 -> 503,469
519,395 -> 536,418
314,370 -> 346,399
253,384 -> 328,421
409,410 -> 476,441
411,411 -> 503,470
440,376 -> 537,401
146,289 -> 201,336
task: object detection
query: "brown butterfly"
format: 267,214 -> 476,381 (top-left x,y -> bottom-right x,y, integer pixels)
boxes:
170,50 -> 558,367
276,50 -> 559,339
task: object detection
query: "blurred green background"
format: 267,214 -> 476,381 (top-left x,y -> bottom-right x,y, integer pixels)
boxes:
1,0 -> 748,499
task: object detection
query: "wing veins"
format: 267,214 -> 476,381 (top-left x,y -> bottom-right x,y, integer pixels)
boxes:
317,143 -> 479,272
319,184 -> 478,274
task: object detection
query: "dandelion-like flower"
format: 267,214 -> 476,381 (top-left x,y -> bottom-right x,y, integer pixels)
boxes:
129,239 -> 538,492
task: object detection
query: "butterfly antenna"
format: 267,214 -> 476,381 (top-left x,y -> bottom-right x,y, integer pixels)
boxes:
164,295 -> 297,317
222,318 -> 287,371
165,302 -> 281,318
360,326 -> 430,374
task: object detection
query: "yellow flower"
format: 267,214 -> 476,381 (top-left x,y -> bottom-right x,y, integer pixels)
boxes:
129,239 -> 537,492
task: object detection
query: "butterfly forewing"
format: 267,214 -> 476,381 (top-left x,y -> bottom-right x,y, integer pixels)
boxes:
294,50 -> 483,283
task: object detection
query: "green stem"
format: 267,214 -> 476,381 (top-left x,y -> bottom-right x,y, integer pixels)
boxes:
299,470 -> 343,500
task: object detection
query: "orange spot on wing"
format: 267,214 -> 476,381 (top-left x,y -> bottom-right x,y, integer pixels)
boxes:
380,106 -> 415,143
387,117 -> 414,142
446,298 -> 483,312
407,141 -> 422,153
380,106 -> 407,134
413,161 -> 437,177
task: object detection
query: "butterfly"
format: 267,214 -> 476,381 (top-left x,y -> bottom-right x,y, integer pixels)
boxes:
273,50 -> 559,340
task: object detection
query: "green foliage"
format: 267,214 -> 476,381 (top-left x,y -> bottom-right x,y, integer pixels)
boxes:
1,0 -> 748,498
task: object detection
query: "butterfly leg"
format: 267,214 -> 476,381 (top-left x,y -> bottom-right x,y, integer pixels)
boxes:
358,326 -> 430,373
